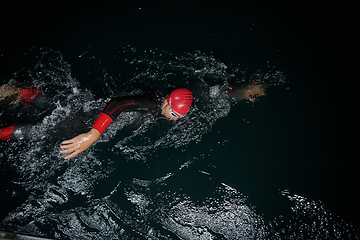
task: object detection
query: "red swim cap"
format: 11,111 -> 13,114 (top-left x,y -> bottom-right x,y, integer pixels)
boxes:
166,88 -> 193,115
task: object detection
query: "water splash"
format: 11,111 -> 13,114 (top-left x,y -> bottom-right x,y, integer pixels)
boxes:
266,190 -> 360,239
1,45 -> 328,240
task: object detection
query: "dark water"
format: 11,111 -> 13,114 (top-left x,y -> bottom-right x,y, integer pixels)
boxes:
0,1 -> 358,239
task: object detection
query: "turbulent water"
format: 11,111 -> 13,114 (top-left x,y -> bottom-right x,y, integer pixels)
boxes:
0,47 -> 358,239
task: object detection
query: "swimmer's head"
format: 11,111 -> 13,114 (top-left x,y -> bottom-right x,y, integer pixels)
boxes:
162,88 -> 193,120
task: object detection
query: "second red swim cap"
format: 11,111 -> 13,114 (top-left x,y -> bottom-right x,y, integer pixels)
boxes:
166,88 -> 193,115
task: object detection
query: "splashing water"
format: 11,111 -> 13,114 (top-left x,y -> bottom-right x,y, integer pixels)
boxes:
1,46 -> 357,239
265,190 -> 360,239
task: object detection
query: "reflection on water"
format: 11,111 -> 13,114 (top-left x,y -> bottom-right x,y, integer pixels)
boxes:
0,47 -> 358,239
267,190 -> 359,239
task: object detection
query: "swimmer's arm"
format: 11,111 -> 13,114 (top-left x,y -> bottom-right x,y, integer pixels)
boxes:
227,80 -> 267,102
59,98 -> 126,159
60,96 -> 144,159
60,128 -> 101,159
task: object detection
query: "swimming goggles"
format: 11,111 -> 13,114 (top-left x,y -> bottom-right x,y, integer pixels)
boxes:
169,98 -> 181,119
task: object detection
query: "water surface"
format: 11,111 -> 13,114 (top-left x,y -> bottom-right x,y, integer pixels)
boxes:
0,1 -> 357,239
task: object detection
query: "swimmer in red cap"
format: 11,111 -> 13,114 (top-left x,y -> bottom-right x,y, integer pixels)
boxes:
60,88 -> 193,159
59,81 -> 267,160
0,81 -> 40,141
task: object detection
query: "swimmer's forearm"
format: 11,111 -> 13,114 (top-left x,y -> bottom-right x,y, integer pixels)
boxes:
228,88 -> 247,100
90,128 -> 101,137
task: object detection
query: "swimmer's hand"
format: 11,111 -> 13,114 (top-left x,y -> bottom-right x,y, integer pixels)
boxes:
60,128 -> 101,159
228,79 -> 267,103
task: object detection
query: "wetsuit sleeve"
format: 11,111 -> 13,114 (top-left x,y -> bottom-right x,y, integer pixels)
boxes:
92,112 -> 114,134
92,95 -> 155,134
19,87 -> 39,106
0,125 -> 15,141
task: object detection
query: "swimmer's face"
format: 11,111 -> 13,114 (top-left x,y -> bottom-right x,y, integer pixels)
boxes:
161,100 -> 184,121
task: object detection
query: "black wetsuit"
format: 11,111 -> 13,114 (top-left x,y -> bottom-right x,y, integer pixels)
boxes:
92,91 -> 169,135
6,91 -> 169,140
102,95 -> 156,121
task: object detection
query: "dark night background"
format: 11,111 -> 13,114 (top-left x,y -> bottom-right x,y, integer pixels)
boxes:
1,0 -> 358,229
